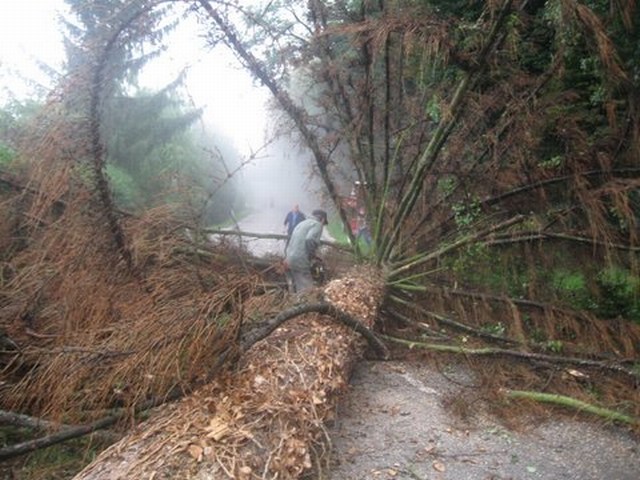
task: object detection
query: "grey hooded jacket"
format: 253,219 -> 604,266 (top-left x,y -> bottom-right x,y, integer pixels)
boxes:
285,217 -> 323,270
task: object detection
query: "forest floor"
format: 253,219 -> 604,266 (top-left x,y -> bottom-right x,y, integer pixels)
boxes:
325,359 -> 639,480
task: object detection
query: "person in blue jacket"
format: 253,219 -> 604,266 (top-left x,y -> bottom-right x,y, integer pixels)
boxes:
284,209 -> 328,293
283,204 -> 306,249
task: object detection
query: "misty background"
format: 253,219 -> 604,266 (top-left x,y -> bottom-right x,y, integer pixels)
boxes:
0,0 -> 336,226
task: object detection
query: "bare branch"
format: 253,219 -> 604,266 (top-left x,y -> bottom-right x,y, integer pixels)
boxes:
383,335 -> 639,379
240,302 -> 389,359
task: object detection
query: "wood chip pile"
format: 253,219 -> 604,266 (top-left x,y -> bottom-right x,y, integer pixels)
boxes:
74,266 -> 386,480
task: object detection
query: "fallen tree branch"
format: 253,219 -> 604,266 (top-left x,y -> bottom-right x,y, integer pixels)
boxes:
0,347 -> 235,461
0,300 -> 387,461
205,228 -> 348,251
386,308 -> 450,340
482,167 -> 640,210
205,228 -> 287,242
390,214 -> 526,277
0,411 -> 123,461
389,295 -> 520,346
395,292 -> 638,363
72,268 -> 386,478
0,295 -> 388,460
483,231 -> 640,252
0,410 -> 119,443
0,410 -> 66,430
503,389 -> 638,425
382,335 -> 639,379
424,310 -> 520,346
423,284 -> 578,313
240,302 -> 389,359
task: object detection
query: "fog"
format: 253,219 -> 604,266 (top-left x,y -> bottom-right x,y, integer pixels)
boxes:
0,0 -> 339,221
133,9 -> 332,217
240,137 -> 327,217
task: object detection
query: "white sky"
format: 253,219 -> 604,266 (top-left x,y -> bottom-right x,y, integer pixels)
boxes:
0,0 -> 323,212
0,0 -> 68,98
0,0 -> 269,155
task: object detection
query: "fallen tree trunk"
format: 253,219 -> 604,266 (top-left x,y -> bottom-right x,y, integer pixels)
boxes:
73,266 -> 385,479
0,302 -> 387,462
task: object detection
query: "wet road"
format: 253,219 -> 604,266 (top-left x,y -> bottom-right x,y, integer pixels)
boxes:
233,208 -> 288,257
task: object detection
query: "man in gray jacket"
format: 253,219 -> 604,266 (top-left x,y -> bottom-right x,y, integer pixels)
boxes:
284,209 -> 328,293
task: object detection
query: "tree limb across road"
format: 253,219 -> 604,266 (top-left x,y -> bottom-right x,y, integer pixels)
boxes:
204,227 -> 350,251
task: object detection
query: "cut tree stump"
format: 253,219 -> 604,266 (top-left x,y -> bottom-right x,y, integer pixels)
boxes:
73,266 -> 385,480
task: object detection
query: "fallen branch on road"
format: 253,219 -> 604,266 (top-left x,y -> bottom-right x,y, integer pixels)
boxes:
382,335 -> 639,379
205,227 -> 349,251
503,389 -> 638,425
0,298 -> 386,462
72,267 -> 386,479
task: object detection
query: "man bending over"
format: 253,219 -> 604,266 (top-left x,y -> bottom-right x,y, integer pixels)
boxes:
284,209 -> 328,293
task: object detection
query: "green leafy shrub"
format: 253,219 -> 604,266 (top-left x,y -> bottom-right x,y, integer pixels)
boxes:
595,267 -> 640,323
542,339 -> 564,353
551,269 -> 593,310
481,322 -> 506,337
452,199 -> 481,227
0,143 -> 15,168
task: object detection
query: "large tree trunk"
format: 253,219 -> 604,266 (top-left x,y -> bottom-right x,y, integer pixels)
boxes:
73,267 -> 385,479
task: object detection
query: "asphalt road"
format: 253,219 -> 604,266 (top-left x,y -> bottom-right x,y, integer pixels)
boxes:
328,360 -> 640,480
233,207 -> 289,257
